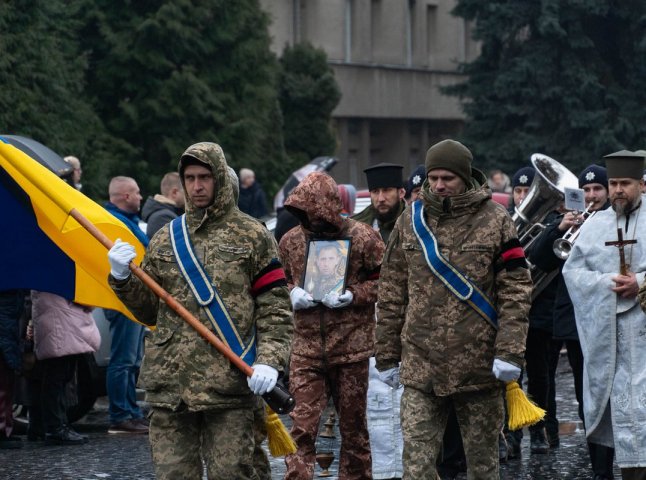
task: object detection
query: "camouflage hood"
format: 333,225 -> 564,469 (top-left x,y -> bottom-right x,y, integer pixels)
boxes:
178,142 -> 234,226
284,172 -> 344,236
419,167 -> 491,217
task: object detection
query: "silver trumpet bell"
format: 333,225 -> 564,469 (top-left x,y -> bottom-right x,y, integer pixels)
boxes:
553,236 -> 573,260
552,203 -> 597,260
512,153 -> 579,251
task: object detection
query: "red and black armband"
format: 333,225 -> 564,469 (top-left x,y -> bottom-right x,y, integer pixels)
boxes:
250,259 -> 288,297
497,238 -> 527,272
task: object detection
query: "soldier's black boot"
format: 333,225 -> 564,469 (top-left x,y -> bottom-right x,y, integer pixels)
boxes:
529,426 -> 549,454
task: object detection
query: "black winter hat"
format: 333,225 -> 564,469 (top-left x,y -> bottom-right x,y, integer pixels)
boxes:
511,167 -> 535,188
578,165 -> 608,189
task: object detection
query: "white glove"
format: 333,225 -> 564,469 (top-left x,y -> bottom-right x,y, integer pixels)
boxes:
108,239 -> 136,280
290,287 -> 315,311
247,364 -> 278,395
492,358 -> 521,382
321,290 -> 353,309
378,366 -> 400,389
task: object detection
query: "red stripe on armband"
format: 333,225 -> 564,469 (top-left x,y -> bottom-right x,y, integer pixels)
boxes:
250,268 -> 287,296
501,246 -> 525,262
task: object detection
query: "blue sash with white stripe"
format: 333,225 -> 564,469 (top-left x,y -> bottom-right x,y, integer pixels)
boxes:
169,215 -> 256,365
411,200 -> 498,329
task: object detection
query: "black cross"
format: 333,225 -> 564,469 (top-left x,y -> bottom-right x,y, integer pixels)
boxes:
605,228 -> 637,275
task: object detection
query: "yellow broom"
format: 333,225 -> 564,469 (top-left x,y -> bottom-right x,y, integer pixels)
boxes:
505,381 -> 545,431
266,405 -> 297,456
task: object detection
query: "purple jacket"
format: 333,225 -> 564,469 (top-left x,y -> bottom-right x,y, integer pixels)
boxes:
31,291 -> 100,360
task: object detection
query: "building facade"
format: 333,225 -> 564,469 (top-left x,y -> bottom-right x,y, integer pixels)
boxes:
260,0 -> 479,187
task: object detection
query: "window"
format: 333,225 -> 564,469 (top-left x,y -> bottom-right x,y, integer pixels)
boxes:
406,0 -> 416,66
344,0 -> 354,62
426,4 -> 438,66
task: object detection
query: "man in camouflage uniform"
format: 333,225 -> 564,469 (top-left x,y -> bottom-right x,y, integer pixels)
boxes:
353,163 -> 406,244
279,172 -> 384,480
376,139 -> 532,479
107,142 -> 293,480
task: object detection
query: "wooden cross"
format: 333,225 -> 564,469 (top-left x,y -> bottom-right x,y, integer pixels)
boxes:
605,228 -> 637,275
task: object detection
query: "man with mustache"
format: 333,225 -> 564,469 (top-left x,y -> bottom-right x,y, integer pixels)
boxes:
376,139 -> 531,479
353,163 -> 406,244
564,150 -> 646,480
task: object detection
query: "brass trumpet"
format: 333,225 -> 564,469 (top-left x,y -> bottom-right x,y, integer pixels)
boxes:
552,202 -> 596,260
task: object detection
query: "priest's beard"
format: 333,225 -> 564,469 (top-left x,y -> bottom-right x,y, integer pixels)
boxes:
612,197 -> 638,216
376,203 -> 400,224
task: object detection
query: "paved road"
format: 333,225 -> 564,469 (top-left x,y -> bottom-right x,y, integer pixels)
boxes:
1,353 -> 621,479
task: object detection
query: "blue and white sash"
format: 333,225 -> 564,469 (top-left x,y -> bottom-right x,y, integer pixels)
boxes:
411,200 -> 498,329
169,215 -> 256,365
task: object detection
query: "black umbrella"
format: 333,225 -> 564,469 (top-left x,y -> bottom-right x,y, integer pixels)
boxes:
1,135 -> 72,178
273,156 -> 338,212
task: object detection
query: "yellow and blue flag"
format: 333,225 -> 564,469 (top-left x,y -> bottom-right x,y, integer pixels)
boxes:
0,138 -> 145,321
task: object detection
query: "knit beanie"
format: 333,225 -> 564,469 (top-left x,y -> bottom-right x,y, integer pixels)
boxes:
511,167 -> 535,189
425,139 -> 473,184
578,165 -> 608,190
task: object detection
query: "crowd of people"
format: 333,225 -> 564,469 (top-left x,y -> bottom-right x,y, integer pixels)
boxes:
2,138 -> 646,480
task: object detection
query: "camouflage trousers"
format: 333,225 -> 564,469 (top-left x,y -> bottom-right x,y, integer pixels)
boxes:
149,405 -> 259,480
253,397 -> 271,480
401,385 -> 504,480
285,357 -> 372,480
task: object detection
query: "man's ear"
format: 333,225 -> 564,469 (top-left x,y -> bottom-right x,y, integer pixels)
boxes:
398,188 -> 406,200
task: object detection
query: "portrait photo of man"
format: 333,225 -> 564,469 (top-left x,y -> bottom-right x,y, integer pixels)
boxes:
302,239 -> 351,301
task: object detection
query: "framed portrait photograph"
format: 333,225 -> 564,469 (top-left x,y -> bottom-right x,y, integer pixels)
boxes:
302,238 -> 352,302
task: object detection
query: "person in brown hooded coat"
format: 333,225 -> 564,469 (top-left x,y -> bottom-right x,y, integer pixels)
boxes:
278,172 -> 385,480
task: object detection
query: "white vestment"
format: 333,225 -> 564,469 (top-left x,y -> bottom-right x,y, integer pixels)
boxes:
563,200 -> 646,468
367,357 -> 404,479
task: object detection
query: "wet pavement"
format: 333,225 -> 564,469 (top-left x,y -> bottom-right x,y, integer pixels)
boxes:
1,352 -> 621,479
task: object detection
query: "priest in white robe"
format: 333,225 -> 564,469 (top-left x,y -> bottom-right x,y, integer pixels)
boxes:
563,149 -> 646,480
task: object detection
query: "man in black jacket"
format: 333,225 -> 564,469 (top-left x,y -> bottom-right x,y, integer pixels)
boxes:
238,168 -> 268,219
141,172 -> 184,237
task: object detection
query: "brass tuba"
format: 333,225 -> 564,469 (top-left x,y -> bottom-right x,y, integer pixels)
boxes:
512,154 -> 579,300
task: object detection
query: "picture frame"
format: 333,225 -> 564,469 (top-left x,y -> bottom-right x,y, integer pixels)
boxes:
301,238 -> 352,302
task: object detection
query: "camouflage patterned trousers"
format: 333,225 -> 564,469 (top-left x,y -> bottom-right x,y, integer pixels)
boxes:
149,405 -> 259,480
284,357 -> 372,480
401,385 -> 504,480
253,397 -> 271,480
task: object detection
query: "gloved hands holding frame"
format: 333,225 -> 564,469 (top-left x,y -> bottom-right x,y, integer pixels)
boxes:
321,290 -> 353,309
290,287 -> 315,311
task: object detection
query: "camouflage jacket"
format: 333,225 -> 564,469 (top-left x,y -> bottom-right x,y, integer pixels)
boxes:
110,143 -> 293,411
375,170 -> 531,396
352,201 -> 406,244
279,172 -> 384,365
